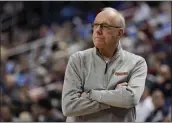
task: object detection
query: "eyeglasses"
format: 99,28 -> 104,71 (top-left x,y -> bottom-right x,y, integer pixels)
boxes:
92,23 -> 121,30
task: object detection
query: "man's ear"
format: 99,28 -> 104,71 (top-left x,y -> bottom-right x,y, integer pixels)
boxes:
117,28 -> 124,38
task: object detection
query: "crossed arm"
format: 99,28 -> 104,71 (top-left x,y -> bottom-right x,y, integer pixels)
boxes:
86,58 -> 147,108
62,54 -> 147,117
62,55 -> 110,117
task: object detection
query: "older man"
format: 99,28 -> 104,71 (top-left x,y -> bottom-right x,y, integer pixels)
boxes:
62,7 -> 147,122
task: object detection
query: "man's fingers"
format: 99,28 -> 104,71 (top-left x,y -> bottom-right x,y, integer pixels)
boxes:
81,92 -> 89,98
120,82 -> 128,86
117,82 -> 128,87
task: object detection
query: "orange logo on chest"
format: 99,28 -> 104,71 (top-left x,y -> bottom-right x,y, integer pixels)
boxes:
115,72 -> 129,76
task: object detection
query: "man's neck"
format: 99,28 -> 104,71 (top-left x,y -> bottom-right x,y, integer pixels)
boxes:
98,45 -> 117,61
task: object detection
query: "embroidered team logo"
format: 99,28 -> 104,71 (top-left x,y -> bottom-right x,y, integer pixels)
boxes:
115,72 -> 129,76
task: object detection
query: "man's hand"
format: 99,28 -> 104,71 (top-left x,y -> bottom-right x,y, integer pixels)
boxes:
116,82 -> 128,88
81,82 -> 128,98
81,92 -> 89,98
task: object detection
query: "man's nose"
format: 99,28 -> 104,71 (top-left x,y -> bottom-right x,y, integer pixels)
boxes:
95,25 -> 103,35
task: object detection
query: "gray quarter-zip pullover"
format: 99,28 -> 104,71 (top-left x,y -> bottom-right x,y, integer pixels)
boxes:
62,43 -> 147,122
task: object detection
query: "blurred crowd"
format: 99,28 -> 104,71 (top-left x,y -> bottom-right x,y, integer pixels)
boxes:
0,1 -> 171,122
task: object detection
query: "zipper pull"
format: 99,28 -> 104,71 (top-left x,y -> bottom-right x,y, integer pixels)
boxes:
104,63 -> 108,74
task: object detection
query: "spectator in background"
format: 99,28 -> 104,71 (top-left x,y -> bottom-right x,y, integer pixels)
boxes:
145,89 -> 170,122
37,98 -> 65,122
30,103 -> 40,122
0,105 -> 18,122
136,87 -> 154,122
19,111 -> 33,122
133,2 -> 151,23
150,64 -> 171,104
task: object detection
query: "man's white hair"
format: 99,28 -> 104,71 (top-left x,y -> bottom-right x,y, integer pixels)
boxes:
102,7 -> 126,28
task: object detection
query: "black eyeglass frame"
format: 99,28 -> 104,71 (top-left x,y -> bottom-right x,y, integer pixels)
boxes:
92,23 -> 121,30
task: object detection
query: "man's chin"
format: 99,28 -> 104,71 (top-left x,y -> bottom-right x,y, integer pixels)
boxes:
94,42 -> 105,48
95,45 -> 104,49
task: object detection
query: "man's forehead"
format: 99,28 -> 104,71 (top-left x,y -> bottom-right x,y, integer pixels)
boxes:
94,11 -> 118,24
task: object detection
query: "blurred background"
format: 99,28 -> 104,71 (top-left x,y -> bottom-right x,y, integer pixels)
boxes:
0,1 -> 171,122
